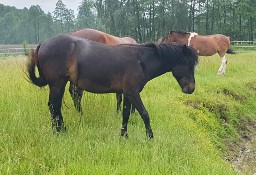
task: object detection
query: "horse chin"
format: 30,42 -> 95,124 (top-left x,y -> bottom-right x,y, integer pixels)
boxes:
182,86 -> 195,94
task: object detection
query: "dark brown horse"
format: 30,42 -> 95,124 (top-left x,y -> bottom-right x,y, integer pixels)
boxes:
27,34 -> 198,138
69,28 -> 137,114
161,30 -> 234,75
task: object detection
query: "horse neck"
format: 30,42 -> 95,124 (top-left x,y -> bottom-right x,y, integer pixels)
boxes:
173,34 -> 190,45
140,48 -> 171,81
187,32 -> 198,46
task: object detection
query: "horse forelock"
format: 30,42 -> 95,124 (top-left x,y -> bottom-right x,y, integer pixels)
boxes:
156,44 -> 198,67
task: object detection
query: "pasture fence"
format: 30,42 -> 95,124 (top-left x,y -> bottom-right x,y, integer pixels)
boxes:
0,41 -> 255,56
0,45 -> 36,56
231,41 -> 256,52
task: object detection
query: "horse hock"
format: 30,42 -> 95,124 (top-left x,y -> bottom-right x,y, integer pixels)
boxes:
48,102 -> 66,133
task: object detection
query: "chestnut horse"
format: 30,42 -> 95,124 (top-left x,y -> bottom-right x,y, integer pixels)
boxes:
161,31 -> 234,75
27,34 -> 198,138
69,28 -> 137,114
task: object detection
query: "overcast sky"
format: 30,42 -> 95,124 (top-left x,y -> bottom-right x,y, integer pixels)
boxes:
0,0 -> 82,15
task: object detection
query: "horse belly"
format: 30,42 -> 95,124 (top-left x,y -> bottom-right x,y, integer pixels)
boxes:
193,42 -> 217,56
77,78 -> 121,93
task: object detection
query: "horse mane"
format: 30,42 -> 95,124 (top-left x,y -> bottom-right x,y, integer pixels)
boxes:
131,43 -> 198,67
155,43 -> 198,67
170,30 -> 190,35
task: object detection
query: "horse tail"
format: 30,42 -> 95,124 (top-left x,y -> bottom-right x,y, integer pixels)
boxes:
226,48 -> 236,54
27,44 -> 48,87
227,36 -> 236,54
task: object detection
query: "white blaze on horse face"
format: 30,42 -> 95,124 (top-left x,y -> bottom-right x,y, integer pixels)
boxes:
217,56 -> 227,75
188,32 -> 198,46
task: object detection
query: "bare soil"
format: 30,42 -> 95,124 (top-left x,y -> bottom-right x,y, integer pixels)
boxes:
226,121 -> 256,175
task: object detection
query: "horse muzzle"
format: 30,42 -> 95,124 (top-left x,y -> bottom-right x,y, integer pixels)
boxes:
182,84 -> 195,94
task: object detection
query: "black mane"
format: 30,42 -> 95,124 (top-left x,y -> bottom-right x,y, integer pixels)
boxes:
156,44 -> 198,67
170,30 -> 190,35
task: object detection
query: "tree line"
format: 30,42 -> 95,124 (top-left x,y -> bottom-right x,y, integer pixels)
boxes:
0,0 -> 255,44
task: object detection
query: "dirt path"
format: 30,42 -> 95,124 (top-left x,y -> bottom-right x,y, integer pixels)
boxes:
227,123 -> 256,174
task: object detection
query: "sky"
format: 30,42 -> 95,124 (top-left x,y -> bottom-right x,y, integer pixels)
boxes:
0,0 -> 82,15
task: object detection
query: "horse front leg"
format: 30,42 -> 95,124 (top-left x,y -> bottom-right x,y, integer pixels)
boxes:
69,82 -> 83,115
128,92 -> 154,138
49,80 -> 67,133
121,95 -> 131,137
217,55 -> 227,75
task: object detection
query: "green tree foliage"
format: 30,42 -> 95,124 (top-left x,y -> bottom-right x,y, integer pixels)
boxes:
0,0 -> 255,44
77,0 -> 99,29
53,0 -> 75,34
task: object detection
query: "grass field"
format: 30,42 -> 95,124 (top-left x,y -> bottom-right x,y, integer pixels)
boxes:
0,52 -> 255,175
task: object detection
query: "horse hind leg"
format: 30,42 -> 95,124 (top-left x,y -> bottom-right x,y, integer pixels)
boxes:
116,93 -> 136,114
116,93 -> 122,113
217,55 -> 227,75
69,82 -> 83,115
121,95 -> 131,137
48,79 -> 67,133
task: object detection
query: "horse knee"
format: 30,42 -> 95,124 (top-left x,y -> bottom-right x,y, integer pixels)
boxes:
222,59 -> 227,64
140,111 -> 149,122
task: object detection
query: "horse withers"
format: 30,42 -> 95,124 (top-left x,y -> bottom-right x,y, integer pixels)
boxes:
69,28 -> 137,114
161,30 -> 235,75
27,34 -> 198,138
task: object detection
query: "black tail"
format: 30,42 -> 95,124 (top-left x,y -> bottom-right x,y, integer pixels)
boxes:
226,48 -> 236,54
27,44 -> 48,87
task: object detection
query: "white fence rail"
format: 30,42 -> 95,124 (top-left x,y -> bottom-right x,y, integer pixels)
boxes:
0,48 -> 25,56
231,41 -> 256,44
0,45 -> 36,56
230,41 -> 256,52
0,41 -> 255,56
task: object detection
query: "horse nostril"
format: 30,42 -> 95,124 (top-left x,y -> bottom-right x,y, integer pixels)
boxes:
188,88 -> 195,94
182,86 -> 195,94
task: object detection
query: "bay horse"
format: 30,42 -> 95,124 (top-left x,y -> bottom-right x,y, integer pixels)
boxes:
27,34 -> 198,138
69,28 -> 137,114
161,30 -> 234,75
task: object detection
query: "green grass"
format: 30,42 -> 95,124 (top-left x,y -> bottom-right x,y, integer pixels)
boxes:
0,52 -> 255,174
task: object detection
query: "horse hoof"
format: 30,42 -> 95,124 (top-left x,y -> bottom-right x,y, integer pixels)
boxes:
78,111 -> 83,116
146,129 -> 154,139
121,132 -> 128,138
53,125 -> 67,134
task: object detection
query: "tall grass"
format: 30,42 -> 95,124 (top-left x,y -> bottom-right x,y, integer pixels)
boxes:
0,53 -> 255,174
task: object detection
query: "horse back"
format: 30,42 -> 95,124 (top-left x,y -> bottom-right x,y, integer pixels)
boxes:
69,28 -> 107,44
191,34 -> 230,56
70,28 -> 137,45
